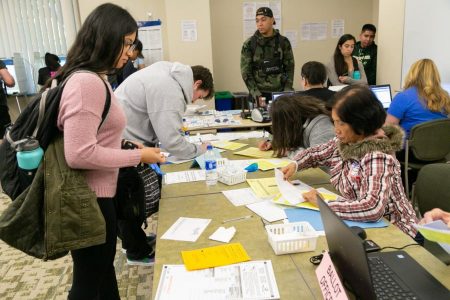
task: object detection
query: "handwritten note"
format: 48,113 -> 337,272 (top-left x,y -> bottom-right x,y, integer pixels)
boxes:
315,251 -> 349,300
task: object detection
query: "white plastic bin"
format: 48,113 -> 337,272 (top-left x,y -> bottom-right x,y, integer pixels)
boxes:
265,222 -> 318,255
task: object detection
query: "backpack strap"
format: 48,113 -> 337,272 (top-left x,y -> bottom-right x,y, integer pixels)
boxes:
98,79 -> 111,130
7,72 -> 111,149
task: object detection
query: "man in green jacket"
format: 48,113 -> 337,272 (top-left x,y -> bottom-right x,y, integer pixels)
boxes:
240,7 -> 295,107
353,24 -> 377,85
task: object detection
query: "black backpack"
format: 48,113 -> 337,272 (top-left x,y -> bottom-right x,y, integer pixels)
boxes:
0,71 -> 110,200
115,141 -> 162,225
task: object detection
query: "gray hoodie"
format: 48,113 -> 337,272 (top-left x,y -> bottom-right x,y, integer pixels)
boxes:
115,61 -> 202,159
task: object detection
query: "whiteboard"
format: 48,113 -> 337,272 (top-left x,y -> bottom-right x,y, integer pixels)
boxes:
402,0 -> 450,92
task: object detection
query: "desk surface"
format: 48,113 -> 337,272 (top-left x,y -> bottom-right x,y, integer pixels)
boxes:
153,139 -> 449,299
161,138 -> 331,198
152,193 -> 315,300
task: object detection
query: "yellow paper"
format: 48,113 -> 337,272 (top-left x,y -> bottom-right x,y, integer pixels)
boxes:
246,177 -> 279,198
235,147 -> 274,159
211,141 -> 247,151
181,243 -> 251,271
256,159 -> 291,171
272,192 -> 337,211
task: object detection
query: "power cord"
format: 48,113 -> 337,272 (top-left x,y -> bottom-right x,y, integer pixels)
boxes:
309,243 -> 419,266
379,243 -> 419,251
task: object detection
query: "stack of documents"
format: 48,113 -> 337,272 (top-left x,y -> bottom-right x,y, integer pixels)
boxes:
155,260 -> 280,300
164,170 -> 206,184
414,221 -> 450,254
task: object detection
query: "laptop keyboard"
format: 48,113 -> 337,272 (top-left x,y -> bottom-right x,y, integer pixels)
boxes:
368,257 -> 418,300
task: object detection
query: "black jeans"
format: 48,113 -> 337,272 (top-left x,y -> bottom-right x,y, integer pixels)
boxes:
68,198 -> 120,300
118,218 -> 152,260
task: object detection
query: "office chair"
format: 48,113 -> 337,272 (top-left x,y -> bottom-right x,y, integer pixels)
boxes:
402,119 -> 450,198
412,163 -> 450,265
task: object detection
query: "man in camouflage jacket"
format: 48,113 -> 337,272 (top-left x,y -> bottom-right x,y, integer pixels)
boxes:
240,7 -> 295,106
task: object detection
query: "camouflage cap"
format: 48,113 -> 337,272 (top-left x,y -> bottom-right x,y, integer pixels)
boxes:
256,7 -> 276,25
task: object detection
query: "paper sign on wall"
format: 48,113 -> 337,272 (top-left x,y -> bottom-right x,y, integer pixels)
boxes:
315,251 -> 349,300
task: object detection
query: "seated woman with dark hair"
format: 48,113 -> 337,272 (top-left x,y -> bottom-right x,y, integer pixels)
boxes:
37,52 -> 61,85
282,85 -> 420,241
258,95 -> 335,158
327,34 -> 368,86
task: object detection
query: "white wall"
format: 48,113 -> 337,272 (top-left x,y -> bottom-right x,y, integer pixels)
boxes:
402,0 -> 450,91
211,0 -> 375,93
77,0 -> 169,61
76,0 -> 394,94
164,0 -> 214,69
377,0 -> 405,93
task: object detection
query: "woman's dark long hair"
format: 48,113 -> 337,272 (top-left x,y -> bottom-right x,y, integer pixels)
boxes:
271,95 -> 330,157
48,3 -> 137,87
333,34 -> 356,77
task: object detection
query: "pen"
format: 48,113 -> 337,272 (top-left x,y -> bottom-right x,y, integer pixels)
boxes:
222,215 -> 253,224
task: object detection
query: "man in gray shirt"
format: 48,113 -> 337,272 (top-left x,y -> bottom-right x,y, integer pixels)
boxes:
115,61 -> 214,159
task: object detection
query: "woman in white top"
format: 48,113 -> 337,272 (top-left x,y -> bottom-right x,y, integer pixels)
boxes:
327,34 -> 368,86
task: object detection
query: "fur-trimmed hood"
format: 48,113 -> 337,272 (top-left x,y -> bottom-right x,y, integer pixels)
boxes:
338,125 -> 404,160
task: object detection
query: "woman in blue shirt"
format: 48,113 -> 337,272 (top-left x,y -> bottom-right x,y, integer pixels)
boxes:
385,58 -> 450,137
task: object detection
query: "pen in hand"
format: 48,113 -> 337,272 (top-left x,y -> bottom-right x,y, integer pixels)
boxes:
222,215 -> 253,224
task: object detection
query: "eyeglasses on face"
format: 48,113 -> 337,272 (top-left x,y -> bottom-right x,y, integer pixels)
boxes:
124,39 -> 137,53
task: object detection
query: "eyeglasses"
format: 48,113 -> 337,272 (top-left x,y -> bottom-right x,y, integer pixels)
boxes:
124,39 -> 137,53
128,43 -> 137,53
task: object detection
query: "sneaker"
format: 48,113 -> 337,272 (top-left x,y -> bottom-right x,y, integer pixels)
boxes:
127,254 -> 155,266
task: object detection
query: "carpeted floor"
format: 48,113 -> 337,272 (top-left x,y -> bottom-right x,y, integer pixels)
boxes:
0,192 -> 155,300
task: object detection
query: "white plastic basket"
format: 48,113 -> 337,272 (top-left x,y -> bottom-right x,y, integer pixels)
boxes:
265,222 -> 318,255
218,169 -> 247,185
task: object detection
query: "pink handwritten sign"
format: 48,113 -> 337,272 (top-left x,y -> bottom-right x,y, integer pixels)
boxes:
315,251 -> 348,300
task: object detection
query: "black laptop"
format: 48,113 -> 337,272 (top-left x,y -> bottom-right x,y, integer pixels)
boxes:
271,91 -> 295,101
369,84 -> 392,109
317,195 -> 450,300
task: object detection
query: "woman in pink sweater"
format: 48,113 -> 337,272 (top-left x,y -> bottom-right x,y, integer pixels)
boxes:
50,4 -> 164,299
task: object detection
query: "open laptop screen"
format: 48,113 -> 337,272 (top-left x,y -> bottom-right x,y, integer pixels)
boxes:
317,195 -> 377,300
369,84 -> 392,109
271,91 -> 294,101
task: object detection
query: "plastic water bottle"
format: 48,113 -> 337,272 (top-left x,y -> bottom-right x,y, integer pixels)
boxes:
353,70 -> 361,80
204,145 -> 218,186
181,118 -> 190,137
16,139 -> 44,171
